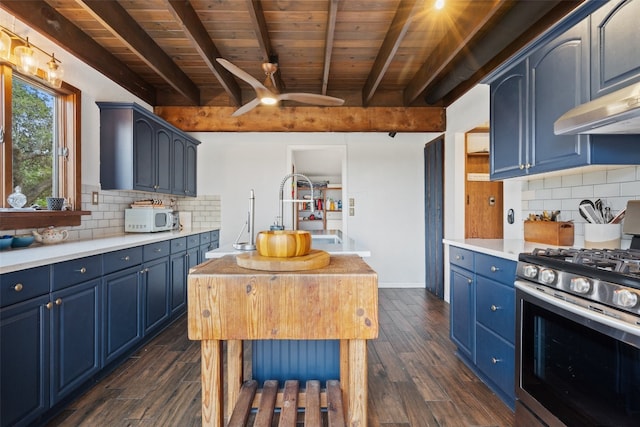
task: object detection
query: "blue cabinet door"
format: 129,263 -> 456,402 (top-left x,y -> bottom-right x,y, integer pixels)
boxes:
172,133 -> 186,195
529,19 -> 590,174
142,257 -> 170,334
591,0 -> 640,97
170,252 -> 187,316
51,279 -> 101,404
156,126 -> 172,194
103,266 -> 142,365
490,60 -> 528,179
450,267 -> 474,361
476,324 -> 515,406
133,111 -> 156,192
0,295 -> 50,427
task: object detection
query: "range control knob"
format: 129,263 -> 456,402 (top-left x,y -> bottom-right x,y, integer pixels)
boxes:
570,277 -> 591,294
539,268 -> 556,284
613,289 -> 638,308
522,265 -> 538,279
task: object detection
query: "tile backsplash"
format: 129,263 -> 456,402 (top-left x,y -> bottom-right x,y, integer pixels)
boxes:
3,184 -> 221,240
521,165 -> 640,248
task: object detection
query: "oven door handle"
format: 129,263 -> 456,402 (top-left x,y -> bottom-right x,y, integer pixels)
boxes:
516,280 -> 640,338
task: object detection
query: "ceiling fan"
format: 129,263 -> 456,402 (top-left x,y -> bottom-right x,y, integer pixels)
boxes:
216,58 -> 345,116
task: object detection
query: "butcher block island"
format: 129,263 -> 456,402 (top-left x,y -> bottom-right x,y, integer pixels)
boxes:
187,254 -> 379,427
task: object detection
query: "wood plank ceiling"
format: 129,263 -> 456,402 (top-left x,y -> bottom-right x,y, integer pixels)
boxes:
0,0 -> 584,132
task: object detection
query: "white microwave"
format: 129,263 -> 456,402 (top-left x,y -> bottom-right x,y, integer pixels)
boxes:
125,208 -> 176,232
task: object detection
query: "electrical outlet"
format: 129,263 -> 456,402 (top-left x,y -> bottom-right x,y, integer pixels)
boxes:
349,198 -> 355,207
349,207 -> 355,216
92,191 -> 99,205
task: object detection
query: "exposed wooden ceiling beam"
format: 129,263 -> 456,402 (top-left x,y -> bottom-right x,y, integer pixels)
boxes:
74,0 -> 200,105
156,106 -> 445,133
245,0 -> 284,92
321,0 -> 339,96
424,0 -> 584,105
362,0 -> 424,106
0,0 -> 156,105
403,0 -> 508,106
165,0 -> 242,107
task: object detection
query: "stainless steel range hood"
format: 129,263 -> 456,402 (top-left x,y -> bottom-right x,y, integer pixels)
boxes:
554,82 -> 640,135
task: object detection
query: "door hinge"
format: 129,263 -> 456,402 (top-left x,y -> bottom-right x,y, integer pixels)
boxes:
58,147 -> 69,158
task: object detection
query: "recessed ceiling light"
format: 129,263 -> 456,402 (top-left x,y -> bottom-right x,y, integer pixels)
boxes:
435,0 -> 445,10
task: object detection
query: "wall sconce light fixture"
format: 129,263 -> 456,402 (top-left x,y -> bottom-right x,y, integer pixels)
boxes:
0,26 -> 64,88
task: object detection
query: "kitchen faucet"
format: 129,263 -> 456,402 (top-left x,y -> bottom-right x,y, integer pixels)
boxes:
274,173 -> 314,230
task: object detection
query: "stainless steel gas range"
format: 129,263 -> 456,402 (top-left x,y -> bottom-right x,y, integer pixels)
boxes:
515,247 -> 640,427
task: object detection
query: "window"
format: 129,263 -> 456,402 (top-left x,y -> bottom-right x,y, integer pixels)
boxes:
1,64 -> 82,228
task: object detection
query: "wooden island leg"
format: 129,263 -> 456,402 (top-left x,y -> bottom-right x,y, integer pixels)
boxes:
226,340 -> 244,419
201,339 -> 223,427
348,339 -> 368,427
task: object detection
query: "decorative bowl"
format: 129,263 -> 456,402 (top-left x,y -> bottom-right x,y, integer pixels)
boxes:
256,230 -> 311,258
0,235 -> 13,250
46,197 -> 65,210
11,235 -> 35,248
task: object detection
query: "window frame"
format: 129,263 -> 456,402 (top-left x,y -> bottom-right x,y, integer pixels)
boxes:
1,63 -> 87,230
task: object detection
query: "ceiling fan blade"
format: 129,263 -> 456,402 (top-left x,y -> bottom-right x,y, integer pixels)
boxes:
216,58 -> 268,92
232,98 -> 262,116
278,93 -> 345,106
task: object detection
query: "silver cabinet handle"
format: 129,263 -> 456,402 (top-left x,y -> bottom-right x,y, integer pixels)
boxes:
13,283 -> 23,292
121,255 -> 130,261
455,255 -> 462,260
490,266 -> 500,272
490,304 -> 498,311
75,267 -> 87,274
467,279 -> 472,285
491,357 -> 501,364
154,248 -> 162,253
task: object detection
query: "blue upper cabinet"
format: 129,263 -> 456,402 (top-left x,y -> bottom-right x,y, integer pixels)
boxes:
490,60 -> 528,179
591,0 -> 640,98
528,19 -> 590,174
490,7 -> 640,180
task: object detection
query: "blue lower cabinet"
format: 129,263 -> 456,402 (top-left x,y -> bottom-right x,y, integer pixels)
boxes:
142,257 -> 170,334
51,280 -> 101,404
252,340 -> 340,386
476,324 -> 515,407
0,295 -> 50,427
450,267 -> 474,362
170,252 -> 187,316
103,266 -> 143,365
476,276 -> 515,344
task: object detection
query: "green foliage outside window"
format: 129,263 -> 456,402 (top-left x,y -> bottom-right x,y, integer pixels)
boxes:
11,77 -> 55,207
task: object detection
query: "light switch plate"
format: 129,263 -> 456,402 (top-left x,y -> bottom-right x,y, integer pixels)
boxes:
92,191 -> 99,205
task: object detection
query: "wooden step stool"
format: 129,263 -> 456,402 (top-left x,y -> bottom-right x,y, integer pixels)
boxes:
228,379 -> 345,427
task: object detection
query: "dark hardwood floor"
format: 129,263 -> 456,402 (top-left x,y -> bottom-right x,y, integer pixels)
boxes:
47,288 -> 514,426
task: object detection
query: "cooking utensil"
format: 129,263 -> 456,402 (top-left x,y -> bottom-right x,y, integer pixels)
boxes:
610,208 -> 626,224
580,203 -> 603,224
579,199 -> 596,223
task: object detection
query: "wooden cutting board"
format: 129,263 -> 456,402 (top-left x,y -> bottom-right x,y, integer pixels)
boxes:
236,249 -> 330,271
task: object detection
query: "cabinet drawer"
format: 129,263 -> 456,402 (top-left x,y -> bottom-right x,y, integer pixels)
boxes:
1,266 -> 50,307
143,241 -> 171,261
53,255 -> 102,291
450,246 -> 474,271
210,230 -> 220,243
476,324 -> 515,400
475,253 -> 516,285
186,234 -> 200,249
170,237 -> 187,253
103,246 -> 143,274
199,232 -> 211,245
476,276 -> 515,344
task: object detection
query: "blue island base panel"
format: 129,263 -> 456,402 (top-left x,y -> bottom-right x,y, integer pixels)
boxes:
252,340 -> 340,387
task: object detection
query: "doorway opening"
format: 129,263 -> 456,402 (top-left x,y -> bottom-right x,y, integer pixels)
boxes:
286,145 -> 347,235
464,127 -> 503,239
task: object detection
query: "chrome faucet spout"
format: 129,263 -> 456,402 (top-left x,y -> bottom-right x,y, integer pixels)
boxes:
277,173 -> 314,229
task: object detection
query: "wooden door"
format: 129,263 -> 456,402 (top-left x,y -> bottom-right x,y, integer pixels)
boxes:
465,130 -> 503,239
424,136 -> 444,298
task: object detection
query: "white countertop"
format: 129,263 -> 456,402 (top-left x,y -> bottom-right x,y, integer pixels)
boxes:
206,230 -> 371,258
0,228 -> 218,274
442,238 -> 569,261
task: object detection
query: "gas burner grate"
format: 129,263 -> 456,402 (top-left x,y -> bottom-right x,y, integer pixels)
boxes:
531,247 -> 640,276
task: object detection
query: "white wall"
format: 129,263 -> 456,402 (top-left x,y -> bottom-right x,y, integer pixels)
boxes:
193,132 -> 436,287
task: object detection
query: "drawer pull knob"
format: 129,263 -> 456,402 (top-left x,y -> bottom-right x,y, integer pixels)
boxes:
154,248 -> 162,253
455,255 -> 462,260
490,304 -> 499,312
490,266 -> 500,272
467,279 -> 472,285
46,301 -> 53,310
122,255 -> 131,261
13,283 -> 23,292
491,357 -> 501,364
75,267 -> 87,274
55,298 -> 62,306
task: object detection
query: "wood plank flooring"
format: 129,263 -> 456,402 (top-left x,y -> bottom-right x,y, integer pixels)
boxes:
46,288 -> 514,426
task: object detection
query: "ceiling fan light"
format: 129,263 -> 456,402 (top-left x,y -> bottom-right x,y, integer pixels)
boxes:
14,38 -> 39,75
260,96 -> 278,105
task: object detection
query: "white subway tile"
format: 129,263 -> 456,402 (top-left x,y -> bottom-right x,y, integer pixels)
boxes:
607,167 -> 637,183
543,176 -> 563,189
583,170 -> 607,185
571,186 -> 594,198
593,183 -> 620,198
